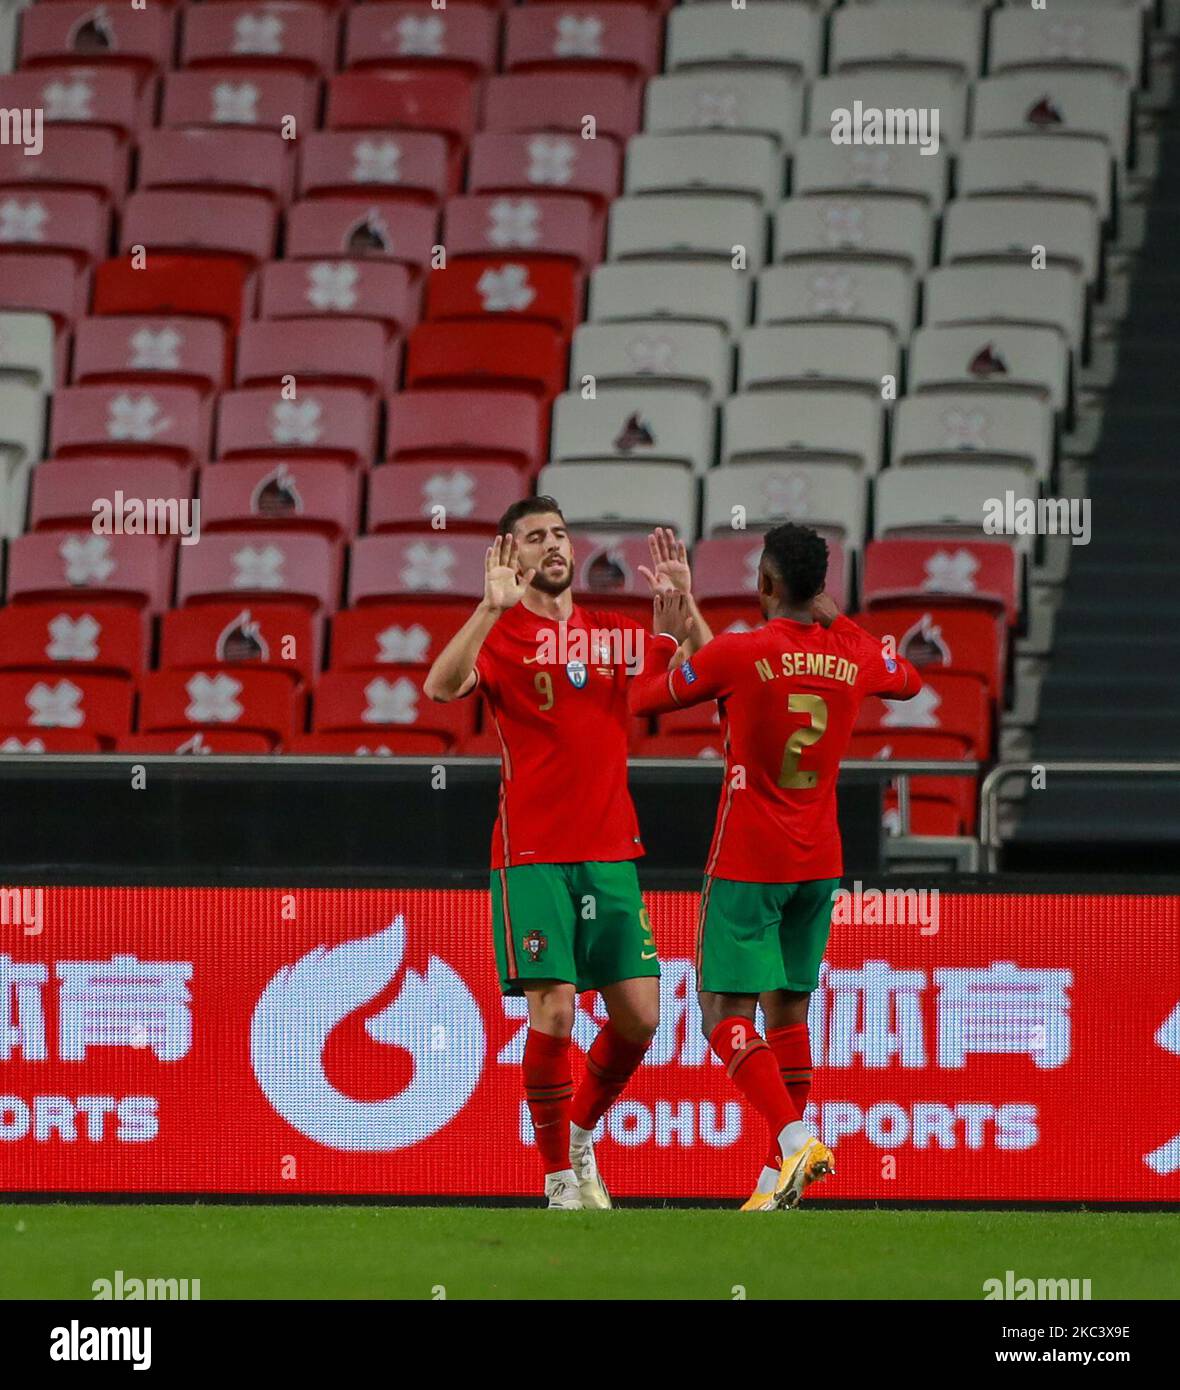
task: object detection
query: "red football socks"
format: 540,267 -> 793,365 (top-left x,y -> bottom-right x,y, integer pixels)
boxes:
523,1028 -> 574,1175
571,1022 -> 652,1133
765,1023 -> 813,1168
709,1016 -> 799,1140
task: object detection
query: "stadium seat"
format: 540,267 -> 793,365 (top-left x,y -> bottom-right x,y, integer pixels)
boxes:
702,463 -> 866,549
284,197 -> 438,270
807,73 -> 970,152
138,668 -> 300,746
852,605 -> 1008,706
0,252 -> 87,330
971,71 -> 1132,168
665,3 -> 824,80
367,462 -> 522,533
92,255 -> 253,338
235,318 -> 400,395
873,463 -> 1037,555
570,320 -> 731,399
0,311 -> 57,393
624,132 -> 781,205
956,135 -> 1112,225
6,531 -> 175,610
941,197 -> 1101,288
19,3 -> 175,78
643,71 -> 804,148
330,602 -> 474,671
0,602 -> 146,679
738,323 -> 897,397
298,130 -> 452,203
856,671 -> 992,760
535,461 -> 696,535
0,729 -> 103,754
344,3 -> 499,77
161,70 -> 319,132
71,316 -> 229,393
49,383 -> 211,462
923,264 -> 1086,360
467,132 -> 621,209
757,261 -> 916,343
0,188 -> 110,264
259,258 -> 417,335
160,602 -> 320,686
29,458 -> 193,532
891,392 -> 1054,481
907,325 -> 1070,419
216,386 -> 379,466
0,125 -> 128,204
791,133 -> 949,212
589,260 -> 751,335
347,533 -> 487,604
482,73 -> 643,146
313,669 -> 474,747
404,320 -> 566,397
656,701 -> 724,736
136,129 -> 293,204
424,257 -> 583,336
774,196 -> 934,275
848,730 -> 977,834
120,189 -> 278,267
114,730 -> 274,754
444,194 -> 601,269
0,380 -> 46,471
198,460 -> 360,539
608,194 -> 765,269
176,530 -> 340,610
0,67 -> 145,141
180,2 -> 338,76
988,7 -> 1146,86
862,538 -> 1022,625
829,3 -> 984,78
287,731 -> 450,756
0,672 -> 133,746
568,531 -> 666,609
504,5 -> 662,80
634,732 -> 724,760
722,389 -> 884,473
551,386 -> 716,471
385,389 -> 547,470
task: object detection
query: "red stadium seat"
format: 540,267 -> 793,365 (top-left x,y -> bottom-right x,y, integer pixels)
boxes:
138,667 -> 299,745
284,197 -> 438,271
136,129 -> 293,204
160,602 -> 320,685
217,385 -> 379,465
181,3 -> 338,75
348,534 -> 487,604
424,256 -> 582,335
467,131 -> 621,209
0,672 -> 133,745
6,531 -> 175,610
571,532 -> 662,605
693,536 -> 849,611
0,251 -> 87,329
855,673 -> 992,760
29,457 -> 193,532
503,6 -> 662,79
313,668 -> 473,745
634,732 -> 725,760
198,460 -> 360,539
345,4 -> 498,77
176,529 -> 340,610
92,255 -> 253,338
0,188 -> 110,264
330,602 -> 473,670
852,605 -> 1008,706
258,258 -> 417,334
120,189 -> 278,267
848,731 -> 978,833
385,389 -> 547,469
50,383 -> 212,462
235,318 -> 400,395
657,702 -> 723,736
19,3 -> 175,78
161,70 -> 319,131
327,70 -> 476,148
0,125 -> 128,204
444,193 -> 601,269
71,316 -> 229,392
404,320 -> 566,397
113,730 -> 274,754
0,728 -> 103,754
482,73 -> 642,145
862,538 -> 1022,626
298,130 -> 452,202
367,461 -> 522,533
884,796 -> 963,837
0,67 -> 145,140
286,730 -> 450,756
0,601 -> 146,678
695,601 -> 762,637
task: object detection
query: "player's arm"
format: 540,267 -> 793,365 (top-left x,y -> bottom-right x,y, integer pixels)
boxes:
637,526 -> 714,658
810,593 -> 923,701
422,535 -> 536,702
629,592 -> 730,716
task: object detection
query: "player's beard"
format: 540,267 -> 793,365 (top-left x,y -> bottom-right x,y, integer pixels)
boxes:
529,561 -> 574,597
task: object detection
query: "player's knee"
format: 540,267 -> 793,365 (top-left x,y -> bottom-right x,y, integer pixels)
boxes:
530,996 -> 575,1037
614,1008 -> 659,1044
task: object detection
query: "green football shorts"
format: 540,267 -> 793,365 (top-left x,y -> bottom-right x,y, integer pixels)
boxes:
491,860 -> 660,996
695,875 -> 840,995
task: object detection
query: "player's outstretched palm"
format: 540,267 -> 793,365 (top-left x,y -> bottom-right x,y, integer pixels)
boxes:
485,534 -> 535,612
639,526 -> 691,595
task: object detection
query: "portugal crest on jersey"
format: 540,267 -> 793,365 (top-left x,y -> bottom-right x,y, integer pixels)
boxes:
522,930 -> 548,963
566,660 -> 588,689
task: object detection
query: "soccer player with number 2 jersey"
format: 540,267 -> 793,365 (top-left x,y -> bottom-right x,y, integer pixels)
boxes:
630,523 -> 924,1210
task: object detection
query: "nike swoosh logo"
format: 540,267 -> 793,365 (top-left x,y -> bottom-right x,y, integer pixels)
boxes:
641,951 -> 658,960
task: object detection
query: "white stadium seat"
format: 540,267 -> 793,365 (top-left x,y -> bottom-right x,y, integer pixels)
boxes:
703,462 -> 867,548
807,72 -> 970,152
625,133 -> 782,205
589,261 -> 752,335
608,195 -> 767,269
829,3 -> 986,78
775,195 -> 934,274
644,71 -> 805,149
551,387 -> 717,473
758,261 -> 917,344
970,72 -> 1132,168
570,320 -> 732,401
723,389 -> 885,474
956,135 -> 1112,224
874,462 -> 1039,554
988,8 -> 1146,87
891,392 -> 1055,482
739,323 -> 898,397
942,197 -> 1101,286
537,461 -> 699,538
665,4 -> 825,82
0,381 -> 46,475
0,311 -> 56,393
908,324 -> 1070,419
790,133 -> 950,212
923,264 -> 1086,359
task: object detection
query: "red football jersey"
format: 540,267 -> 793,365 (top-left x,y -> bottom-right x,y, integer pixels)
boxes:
630,615 -> 922,883
470,602 -> 649,869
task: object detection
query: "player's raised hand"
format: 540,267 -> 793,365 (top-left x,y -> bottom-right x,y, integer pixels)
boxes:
810,592 -> 840,628
653,590 -> 695,646
639,527 -> 691,595
484,534 -> 535,612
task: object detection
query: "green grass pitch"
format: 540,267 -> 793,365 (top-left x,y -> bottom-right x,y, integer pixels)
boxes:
1,1206 -> 1176,1300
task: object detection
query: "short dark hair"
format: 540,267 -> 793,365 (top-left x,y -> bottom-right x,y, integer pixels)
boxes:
498,495 -> 566,537
762,522 -> 828,603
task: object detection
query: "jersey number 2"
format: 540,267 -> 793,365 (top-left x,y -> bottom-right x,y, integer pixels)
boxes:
777,694 -> 828,789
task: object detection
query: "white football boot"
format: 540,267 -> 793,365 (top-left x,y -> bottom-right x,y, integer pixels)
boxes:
545,1169 -> 584,1210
